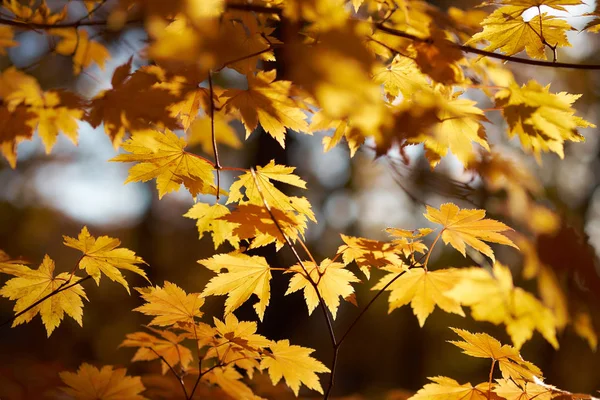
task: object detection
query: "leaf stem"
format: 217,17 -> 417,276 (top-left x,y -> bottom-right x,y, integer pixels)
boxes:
423,230 -> 443,272
488,359 -> 496,399
148,347 -> 190,400
208,71 -> 222,201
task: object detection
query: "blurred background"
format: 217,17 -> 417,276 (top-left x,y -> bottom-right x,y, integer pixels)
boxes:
1,0 -> 600,398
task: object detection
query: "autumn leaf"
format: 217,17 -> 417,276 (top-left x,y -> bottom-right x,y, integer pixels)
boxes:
309,110 -> 365,157
285,259 -> 360,319
111,129 -> 216,199
59,363 -> 147,400
120,328 -> 193,374
0,26 -> 17,54
134,281 -> 204,327
205,366 -> 264,400
187,113 -> 242,154
184,203 -> 240,249
337,234 -> 405,279
424,203 -> 518,262
450,328 -> 542,381
372,55 -> 428,101
372,266 -> 464,326
51,28 -> 110,75
260,339 -> 330,396
495,80 -> 595,161
199,253 -> 272,320
446,263 -> 559,349
63,226 -> 148,293
466,6 -> 572,60
493,379 -> 554,400
0,255 -> 88,337
223,70 -> 309,147
409,376 -> 490,400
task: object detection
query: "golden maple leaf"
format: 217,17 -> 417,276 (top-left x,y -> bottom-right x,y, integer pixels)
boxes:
134,281 -> 204,327
187,113 -> 242,154
0,255 -> 88,337
424,203 -> 518,262
450,328 -> 542,381
372,55 -> 429,101
63,226 -> 148,293
59,363 -> 147,400
494,379 -> 554,400
199,253 -> 272,320
495,80 -> 595,161
205,366 -> 264,400
309,110 -> 365,157
223,70 -> 309,147
337,234 -> 405,279
51,28 -> 110,75
184,203 -> 240,249
410,376 -> 490,400
486,0 -> 583,13
260,339 -> 330,396
466,6 -> 572,60
446,263 -> 559,349
111,129 -> 216,199
120,328 -> 193,375
372,266 -> 465,326
285,258 -> 360,319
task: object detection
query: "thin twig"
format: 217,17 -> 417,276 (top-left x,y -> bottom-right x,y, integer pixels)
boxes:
149,347 -> 190,399
487,359 -> 497,399
0,275 -> 92,329
207,72 -> 222,201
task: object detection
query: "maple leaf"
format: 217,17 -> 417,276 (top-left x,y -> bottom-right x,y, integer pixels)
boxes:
495,80 -> 595,160
494,379 -> 554,400
372,266 -> 465,326
446,263 -> 559,349
450,328 -> 543,381
466,6 -> 572,60
0,249 -> 30,275
120,328 -> 193,374
413,29 -> 465,85
51,28 -> 110,75
223,70 -> 309,147
111,129 -> 216,199
63,226 -> 148,293
337,234 -> 405,279
199,253 -> 272,320
260,339 -> 330,396
87,61 -> 181,147
184,203 -> 240,249
0,255 -> 88,337
59,363 -> 147,400
204,366 -> 264,400
410,376 -> 490,400
187,113 -> 242,154
372,55 -> 429,101
424,203 -> 518,262
134,281 -> 204,327
309,110 -> 365,157
285,259 -> 360,319
487,0 -> 583,13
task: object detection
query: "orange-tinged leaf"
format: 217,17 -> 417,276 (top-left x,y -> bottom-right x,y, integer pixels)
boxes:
0,26 -> 17,54
199,253 -> 272,320
63,226 -> 148,293
372,266 -> 464,326
184,203 -> 240,249
260,339 -> 330,396
223,70 -> 309,147
424,203 -> 517,262
111,129 -> 216,199
285,259 -> 360,319
337,234 -> 405,279
409,376 -> 490,400
493,379 -> 554,400
450,328 -> 542,381
134,281 -> 204,327
120,329 -> 193,375
51,28 -> 110,74
59,363 -> 147,400
0,255 -> 88,337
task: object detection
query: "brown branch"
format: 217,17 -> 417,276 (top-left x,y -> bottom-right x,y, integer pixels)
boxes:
0,17 -> 142,29
148,347 -> 190,400
249,168 -> 339,399
207,72 -> 222,201
0,275 -> 92,329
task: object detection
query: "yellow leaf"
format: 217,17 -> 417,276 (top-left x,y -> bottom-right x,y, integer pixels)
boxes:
466,7 -> 572,60
260,339 -> 330,396
133,281 -> 204,327
184,202 -> 240,249
223,70 -> 309,147
199,253 -> 272,320
187,113 -> 242,154
285,259 -> 360,319
0,26 -> 17,54
488,0 -> 583,13
63,226 -> 148,293
573,310 -> 598,351
410,376 -> 490,400
424,203 -> 517,262
493,379 -> 554,400
372,55 -> 428,101
111,129 -> 216,199
337,234 -> 405,279
309,110 -> 364,157
447,263 -> 559,349
205,366 -> 264,400
450,328 -> 542,381
51,28 -> 110,75
59,363 -> 147,400
0,255 -> 88,337
495,80 -> 594,161
372,267 -> 464,326
120,329 -> 193,375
